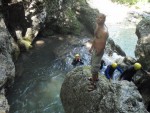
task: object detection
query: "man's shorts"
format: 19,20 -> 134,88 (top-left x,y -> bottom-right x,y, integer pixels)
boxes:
91,50 -> 104,75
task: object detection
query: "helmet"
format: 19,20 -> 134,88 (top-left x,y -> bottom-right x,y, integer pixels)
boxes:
134,63 -> 142,70
75,54 -> 80,57
111,63 -> 118,68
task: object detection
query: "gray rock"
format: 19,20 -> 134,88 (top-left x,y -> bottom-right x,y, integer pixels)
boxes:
0,15 -> 16,113
0,89 -> 9,113
106,38 -> 126,56
0,26 -> 15,87
135,18 -> 150,70
44,0 -> 99,35
135,18 -> 150,111
60,66 -> 148,113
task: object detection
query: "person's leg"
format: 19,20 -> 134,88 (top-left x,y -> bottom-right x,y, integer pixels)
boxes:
88,63 -> 97,91
90,50 -> 100,81
92,73 -> 99,81
88,51 -> 102,91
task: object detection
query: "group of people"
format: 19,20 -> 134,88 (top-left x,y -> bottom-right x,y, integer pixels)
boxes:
104,62 -> 142,82
71,53 -> 142,81
71,13 -> 146,92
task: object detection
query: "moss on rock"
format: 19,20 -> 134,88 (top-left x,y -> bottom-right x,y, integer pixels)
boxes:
18,39 -> 32,51
44,0 -> 99,36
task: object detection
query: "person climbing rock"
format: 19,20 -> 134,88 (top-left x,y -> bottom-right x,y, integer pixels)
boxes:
72,54 -> 84,67
105,62 -> 123,81
88,13 -> 109,92
119,63 -> 142,82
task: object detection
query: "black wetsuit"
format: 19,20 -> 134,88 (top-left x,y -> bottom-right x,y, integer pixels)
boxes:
100,60 -> 106,70
72,58 -> 84,66
120,66 -> 137,81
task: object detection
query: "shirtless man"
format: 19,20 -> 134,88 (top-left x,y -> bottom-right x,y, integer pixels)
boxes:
88,13 -> 109,91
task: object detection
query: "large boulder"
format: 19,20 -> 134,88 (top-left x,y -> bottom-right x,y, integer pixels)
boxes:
60,66 -> 148,113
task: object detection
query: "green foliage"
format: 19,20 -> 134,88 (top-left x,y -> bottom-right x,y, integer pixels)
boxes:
62,9 -> 81,34
112,0 -> 149,5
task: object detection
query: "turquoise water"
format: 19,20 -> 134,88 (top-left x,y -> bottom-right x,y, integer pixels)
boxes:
7,24 -> 138,113
7,67 -> 65,113
108,24 -> 138,58
7,38 -> 66,113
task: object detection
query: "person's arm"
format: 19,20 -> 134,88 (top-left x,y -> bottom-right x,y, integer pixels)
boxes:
72,59 -> 76,66
103,60 -> 106,66
119,71 -> 126,80
89,40 -> 95,53
79,59 -> 84,65
105,66 -> 110,79
117,67 -> 123,74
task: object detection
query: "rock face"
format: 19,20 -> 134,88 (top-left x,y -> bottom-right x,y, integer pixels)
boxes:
135,75 -> 150,112
135,18 -> 150,112
0,16 -> 15,87
135,18 -> 150,70
60,66 -> 148,113
0,89 -> 9,113
2,0 -> 46,51
44,0 -> 99,35
106,38 -> 126,56
0,15 -> 15,112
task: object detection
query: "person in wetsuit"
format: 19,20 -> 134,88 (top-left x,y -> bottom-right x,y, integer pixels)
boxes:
105,62 -> 123,80
72,54 -> 84,67
119,63 -> 142,82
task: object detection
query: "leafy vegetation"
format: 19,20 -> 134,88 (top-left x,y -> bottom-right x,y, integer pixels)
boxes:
111,0 -> 149,5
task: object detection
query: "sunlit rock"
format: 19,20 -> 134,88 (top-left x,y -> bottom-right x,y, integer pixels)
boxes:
24,28 -> 33,41
35,40 -> 45,46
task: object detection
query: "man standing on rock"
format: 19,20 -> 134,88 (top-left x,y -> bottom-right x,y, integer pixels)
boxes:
88,13 -> 109,91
